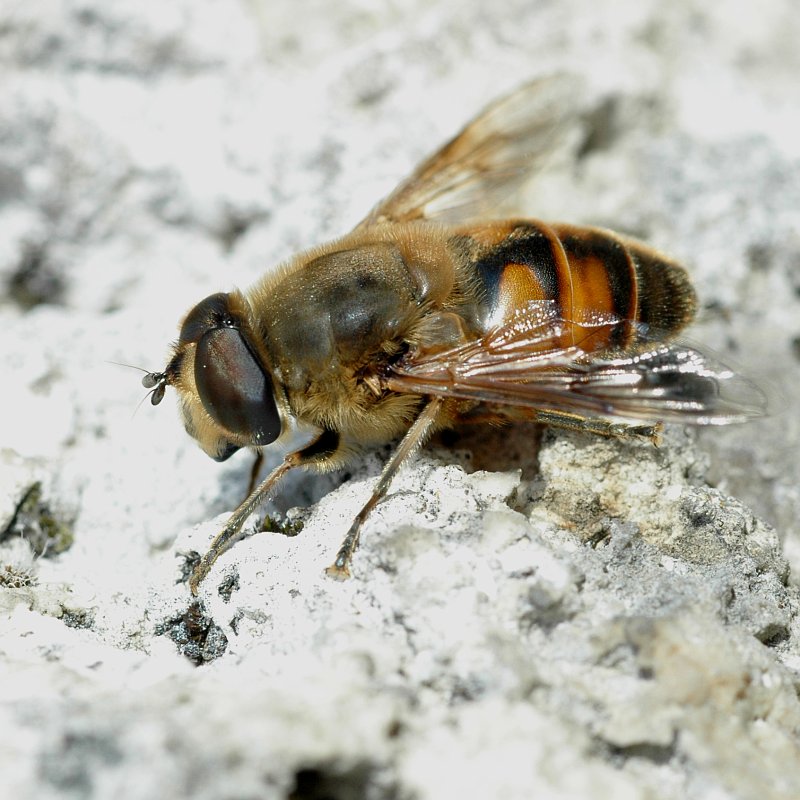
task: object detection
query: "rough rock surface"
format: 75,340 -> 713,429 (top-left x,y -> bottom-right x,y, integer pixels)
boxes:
1,1 -> 799,799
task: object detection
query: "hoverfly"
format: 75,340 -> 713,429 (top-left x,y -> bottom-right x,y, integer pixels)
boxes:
143,76 -> 766,594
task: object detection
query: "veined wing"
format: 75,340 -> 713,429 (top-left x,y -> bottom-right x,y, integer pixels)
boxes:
357,75 -> 584,228
385,301 -> 768,425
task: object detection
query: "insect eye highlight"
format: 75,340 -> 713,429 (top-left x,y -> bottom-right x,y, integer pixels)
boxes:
179,293 -> 238,345
195,326 -> 282,446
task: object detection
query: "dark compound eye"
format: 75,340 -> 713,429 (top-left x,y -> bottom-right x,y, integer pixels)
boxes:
179,293 -> 237,345
195,326 -> 282,446
212,442 -> 241,462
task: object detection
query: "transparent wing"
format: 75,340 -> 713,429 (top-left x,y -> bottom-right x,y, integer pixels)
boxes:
357,74 -> 584,228
385,302 -> 768,425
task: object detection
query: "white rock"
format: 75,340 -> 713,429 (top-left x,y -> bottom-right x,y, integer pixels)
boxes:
1,2 -> 799,799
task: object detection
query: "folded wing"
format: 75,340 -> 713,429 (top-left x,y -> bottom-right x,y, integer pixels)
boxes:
386,301 -> 767,425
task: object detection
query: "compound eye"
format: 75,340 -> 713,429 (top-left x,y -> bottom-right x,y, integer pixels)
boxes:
179,293 -> 235,345
195,327 -> 282,446
212,442 -> 241,462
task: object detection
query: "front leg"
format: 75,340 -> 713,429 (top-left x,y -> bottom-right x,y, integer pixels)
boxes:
188,429 -> 339,595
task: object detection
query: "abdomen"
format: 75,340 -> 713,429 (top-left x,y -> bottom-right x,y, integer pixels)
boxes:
451,220 -> 697,352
